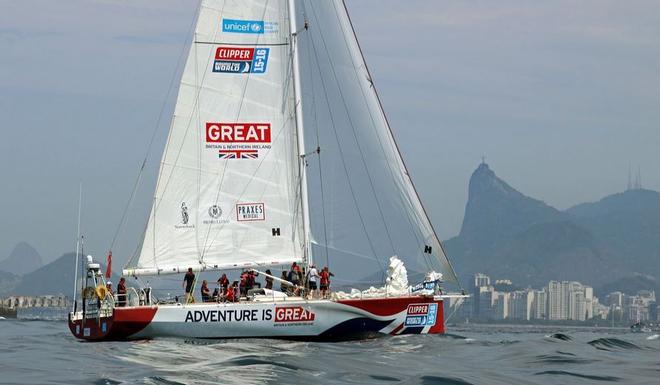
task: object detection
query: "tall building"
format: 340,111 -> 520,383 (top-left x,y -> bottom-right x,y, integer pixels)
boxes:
474,273 -> 491,288
472,273 -> 493,319
494,292 -> 510,320
607,291 -> 625,322
626,290 -> 656,322
548,281 -> 563,320
548,281 -> 592,321
585,286 -> 594,319
533,289 -> 548,320
478,286 -> 497,320
570,288 -> 586,321
509,290 -> 534,321
648,301 -> 657,322
608,292 -> 625,307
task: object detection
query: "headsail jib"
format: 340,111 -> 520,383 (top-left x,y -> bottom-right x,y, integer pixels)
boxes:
294,0 -> 460,286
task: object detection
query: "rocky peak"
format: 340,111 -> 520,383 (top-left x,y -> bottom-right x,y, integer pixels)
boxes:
459,163 -> 566,247
0,242 -> 43,276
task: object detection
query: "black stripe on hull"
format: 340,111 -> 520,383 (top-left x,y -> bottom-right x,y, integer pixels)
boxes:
313,317 -> 394,342
399,326 -> 424,335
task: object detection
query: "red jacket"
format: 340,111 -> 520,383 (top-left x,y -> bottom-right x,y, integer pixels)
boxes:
320,271 -> 330,285
226,286 -> 235,302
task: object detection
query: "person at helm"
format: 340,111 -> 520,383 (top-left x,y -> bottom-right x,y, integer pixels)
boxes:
117,277 -> 127,307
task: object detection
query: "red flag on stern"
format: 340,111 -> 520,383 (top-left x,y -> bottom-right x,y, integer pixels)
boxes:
105,251 -> 112,279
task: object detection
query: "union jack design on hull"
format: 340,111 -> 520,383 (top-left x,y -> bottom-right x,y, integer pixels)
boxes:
68,296 -> 445,341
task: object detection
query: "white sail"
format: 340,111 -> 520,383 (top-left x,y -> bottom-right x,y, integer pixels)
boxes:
295,0 -> 460,285
126,0 -> 303,276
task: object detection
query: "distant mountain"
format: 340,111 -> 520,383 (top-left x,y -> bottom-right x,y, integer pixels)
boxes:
0,242 -> 43,275
0,270 -> 21,297
483,221 -> 620,288
567,188 -> 660,279
594,274 -> 659,298
445,163 -> 638,288
10,252 -> 119,297
458,163 -> 567,249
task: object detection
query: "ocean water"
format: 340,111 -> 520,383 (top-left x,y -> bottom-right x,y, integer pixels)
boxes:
0,319 -> 658,385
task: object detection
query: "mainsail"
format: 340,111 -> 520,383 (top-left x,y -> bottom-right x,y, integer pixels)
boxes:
126,0 -> 303,276
295,0 -> 459,285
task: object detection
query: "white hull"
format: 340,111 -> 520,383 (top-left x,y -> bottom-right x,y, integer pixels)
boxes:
69,295 -> 445,341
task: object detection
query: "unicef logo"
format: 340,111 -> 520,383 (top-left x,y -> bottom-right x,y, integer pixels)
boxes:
250,22 -> 262,32
208,205 -> 222,219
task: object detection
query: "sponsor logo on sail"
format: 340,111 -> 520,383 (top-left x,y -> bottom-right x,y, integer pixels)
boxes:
208,205 -> 222,218
175,202 -> 195,229
213,46 -> 270,74
206,123 -> 272,160
236,203 -> 265,221
222,18 -> 278,34
206,123 -> 271,143
181,202 -> 189,224
204,204 -> 229,225
404,303 -> 438,327
274,306 -> 315,325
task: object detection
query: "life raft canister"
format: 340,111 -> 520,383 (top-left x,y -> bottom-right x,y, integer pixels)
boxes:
82,287 -> 96,299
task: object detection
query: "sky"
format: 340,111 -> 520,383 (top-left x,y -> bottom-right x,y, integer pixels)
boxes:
1,0 -> 659,266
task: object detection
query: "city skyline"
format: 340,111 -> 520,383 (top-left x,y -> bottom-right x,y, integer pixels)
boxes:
450,272 -> 658,324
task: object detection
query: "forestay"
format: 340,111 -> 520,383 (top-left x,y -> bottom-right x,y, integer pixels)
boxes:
295,0 -> 459,285
126,0 -> 303,276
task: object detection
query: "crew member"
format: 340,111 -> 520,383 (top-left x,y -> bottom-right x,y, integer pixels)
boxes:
246,270 -> 256,290
117,277 -> 127,307
307,265 -> 320,298
183,267 -> 195,303
217,273 -> 230,295
106,281 -> 114,295
264,269 -> 274,290
226,281 -> 238,302
320,267 -> 334,299
239,270 -> 248,296
200,280 -> 211,302
288,265 -> 301,295
280,271 -> 289,293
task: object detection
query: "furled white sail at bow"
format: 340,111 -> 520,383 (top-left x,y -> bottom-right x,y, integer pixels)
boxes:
127,0 -> 302,276
295,0 -> 460,285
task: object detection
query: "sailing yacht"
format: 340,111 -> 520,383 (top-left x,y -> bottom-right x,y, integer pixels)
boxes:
68,0 -> 465,341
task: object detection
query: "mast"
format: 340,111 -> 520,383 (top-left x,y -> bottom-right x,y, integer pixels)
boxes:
288,0 -> 312,267
72,183 -> 82,312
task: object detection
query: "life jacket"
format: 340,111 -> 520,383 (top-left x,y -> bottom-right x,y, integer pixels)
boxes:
226,287 -> 235,301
